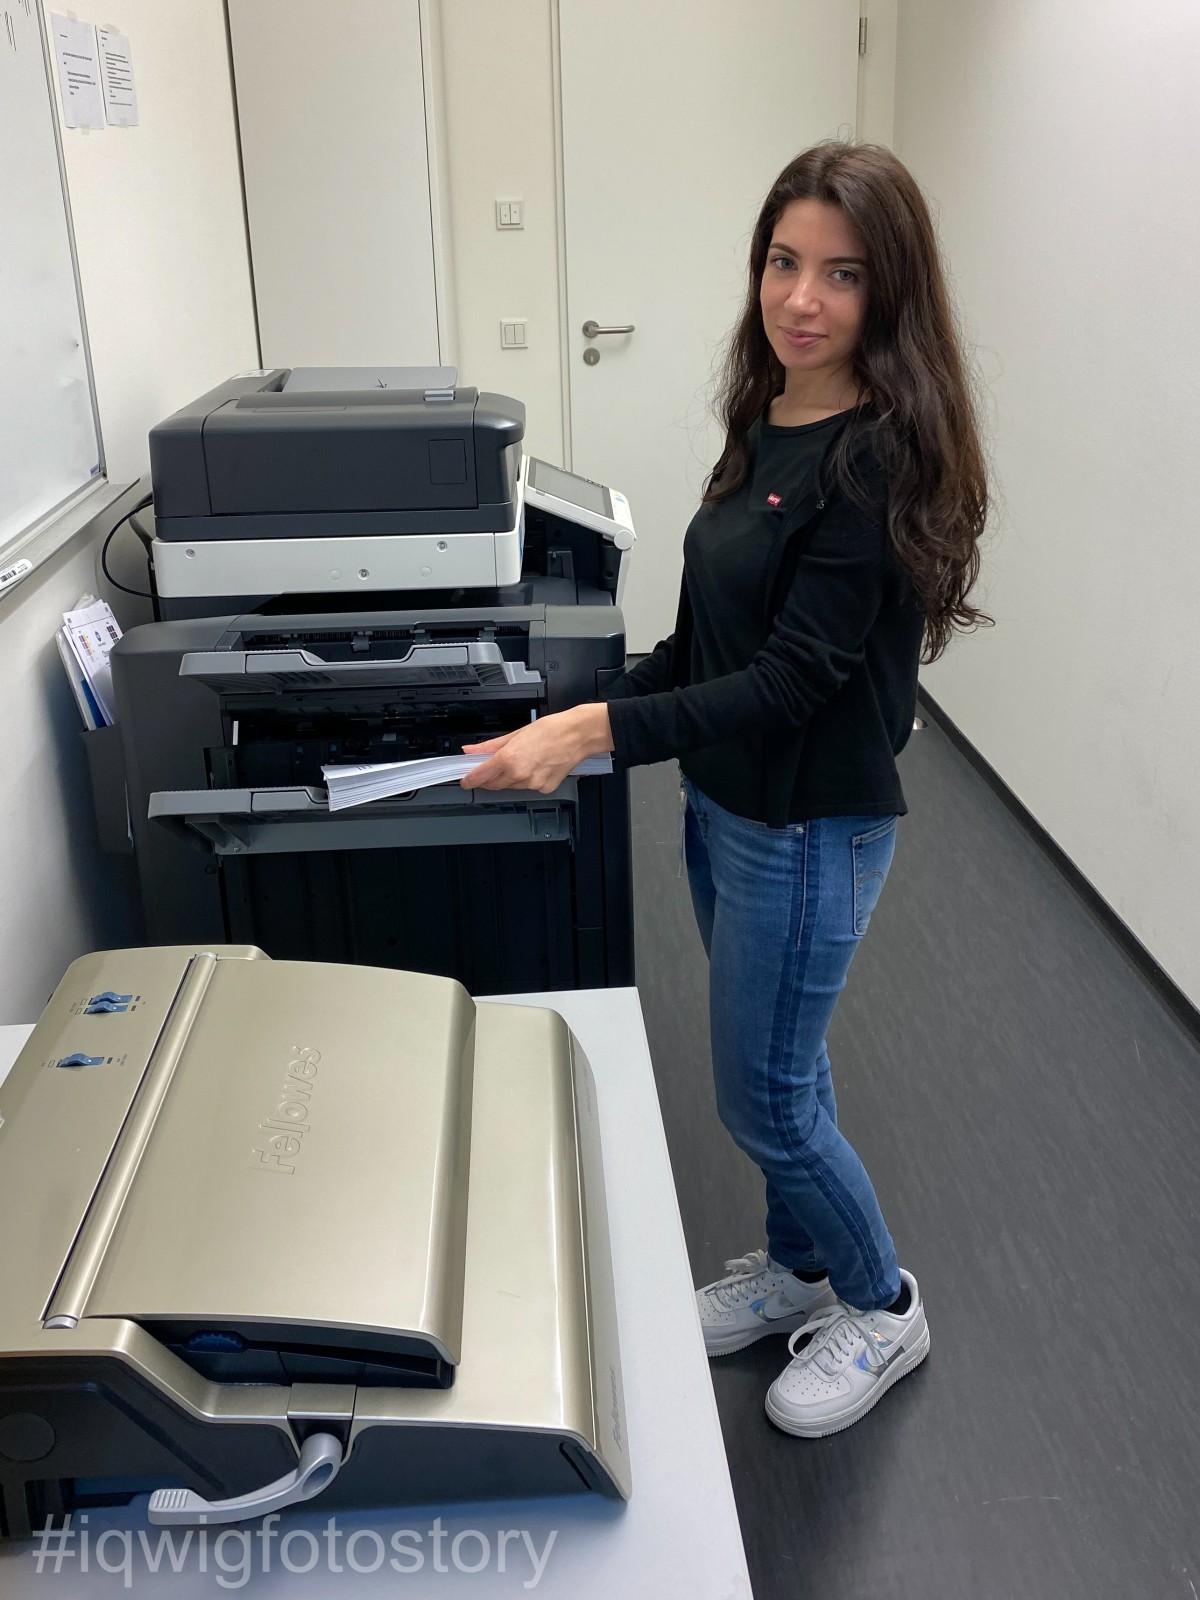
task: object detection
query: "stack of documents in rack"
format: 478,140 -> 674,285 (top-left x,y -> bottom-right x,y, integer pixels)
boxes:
56,596 -> 122,729
322,753 -> 614,812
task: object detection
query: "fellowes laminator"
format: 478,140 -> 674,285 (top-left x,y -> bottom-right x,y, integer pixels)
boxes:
0,946 -> 630,1538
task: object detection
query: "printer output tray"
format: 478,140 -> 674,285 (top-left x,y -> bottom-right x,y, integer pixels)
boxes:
148,782 -> 579,855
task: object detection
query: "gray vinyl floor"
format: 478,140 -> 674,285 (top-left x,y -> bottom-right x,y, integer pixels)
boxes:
628,715 -> 1200,1600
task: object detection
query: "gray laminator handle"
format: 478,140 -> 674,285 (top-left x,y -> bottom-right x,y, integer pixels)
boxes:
179,641 -> 542,691
149,1431 -> 343,1526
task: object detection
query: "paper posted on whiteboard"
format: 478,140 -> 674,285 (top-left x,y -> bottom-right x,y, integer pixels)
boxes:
97,27 -> 137,126
49,14 -> 104,130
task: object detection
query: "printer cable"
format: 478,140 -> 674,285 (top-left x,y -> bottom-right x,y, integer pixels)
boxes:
100,492 -> 155,600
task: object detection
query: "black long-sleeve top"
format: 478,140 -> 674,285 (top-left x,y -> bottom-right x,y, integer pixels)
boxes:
602,407 -> 926,826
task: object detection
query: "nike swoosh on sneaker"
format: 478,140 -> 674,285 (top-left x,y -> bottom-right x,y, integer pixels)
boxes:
750,1293 -> 808,1323
854,1329 -> 905,1375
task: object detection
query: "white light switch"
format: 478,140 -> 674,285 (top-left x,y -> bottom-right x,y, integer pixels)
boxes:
495,198 -> 524,230
500,320 -> 528,349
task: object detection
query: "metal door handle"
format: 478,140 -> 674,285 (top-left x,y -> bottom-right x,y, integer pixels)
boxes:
582,320 -> 635,337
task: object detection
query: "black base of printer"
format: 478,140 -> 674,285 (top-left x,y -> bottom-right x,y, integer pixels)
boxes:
108,603 -> 636,995
217,779 -> 634,994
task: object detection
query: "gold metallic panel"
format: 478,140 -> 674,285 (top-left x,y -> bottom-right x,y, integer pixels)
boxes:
350,1001 -> 631,1498
77,957 -> 474,1365
46,952 -> 220,1325
0,947 -> 261,1346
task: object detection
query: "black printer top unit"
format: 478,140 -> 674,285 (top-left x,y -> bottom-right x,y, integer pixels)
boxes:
149,370 -> 525,543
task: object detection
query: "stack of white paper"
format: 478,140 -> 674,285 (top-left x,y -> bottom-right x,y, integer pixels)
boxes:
321,752 -> 614,812
56,596 -> 122,729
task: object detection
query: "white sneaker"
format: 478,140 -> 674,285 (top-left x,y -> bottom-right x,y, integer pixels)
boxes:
696,1249 -> 840,1357
765,1268 -> 930,1437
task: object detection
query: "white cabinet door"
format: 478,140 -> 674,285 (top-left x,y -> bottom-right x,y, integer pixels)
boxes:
559,1 -> 860,649
228,0 -> 441,367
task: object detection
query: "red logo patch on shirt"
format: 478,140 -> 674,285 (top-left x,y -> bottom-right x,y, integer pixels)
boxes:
766,492 -> 782,507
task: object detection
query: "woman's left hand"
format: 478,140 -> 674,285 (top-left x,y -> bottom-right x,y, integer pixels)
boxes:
460,704 -> 613,794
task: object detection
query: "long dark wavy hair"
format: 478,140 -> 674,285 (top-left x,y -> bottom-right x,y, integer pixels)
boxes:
706,140 -> 992,661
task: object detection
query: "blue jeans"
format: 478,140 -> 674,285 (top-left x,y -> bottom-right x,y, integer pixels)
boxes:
683,776 -> 902,1313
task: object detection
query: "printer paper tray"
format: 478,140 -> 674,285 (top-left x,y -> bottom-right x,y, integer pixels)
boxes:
148,783 -> 578,855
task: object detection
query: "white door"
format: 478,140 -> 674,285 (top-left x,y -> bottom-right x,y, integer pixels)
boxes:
559,1 -> 861,649
228,0 -> 441,368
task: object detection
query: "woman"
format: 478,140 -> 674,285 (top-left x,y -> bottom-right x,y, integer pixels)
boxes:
462,141 -> 989,1438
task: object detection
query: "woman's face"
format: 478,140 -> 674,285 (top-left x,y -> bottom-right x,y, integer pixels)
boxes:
759,198 -> 869,385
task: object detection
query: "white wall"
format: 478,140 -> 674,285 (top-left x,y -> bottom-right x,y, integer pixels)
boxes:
858,0 -> 897,147
0,526 -> 144,1020
228,0 -> 441,369
893,0 -> 1200,1006
0,1 -> 256,1020
436,0 -> 566,463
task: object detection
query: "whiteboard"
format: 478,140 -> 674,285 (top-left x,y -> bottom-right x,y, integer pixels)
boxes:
0,0 -> 103,561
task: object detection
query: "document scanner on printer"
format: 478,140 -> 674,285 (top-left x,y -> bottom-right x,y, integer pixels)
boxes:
0,946 -> 630,1537
106,370 -> 637,994
146,368 -> 635,614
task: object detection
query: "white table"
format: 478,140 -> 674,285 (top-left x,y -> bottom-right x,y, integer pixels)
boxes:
0,993 -> 752,1597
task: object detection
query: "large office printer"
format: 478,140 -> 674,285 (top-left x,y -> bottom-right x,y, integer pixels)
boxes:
107,370 -> 636,995
0,946 -> 631,1538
